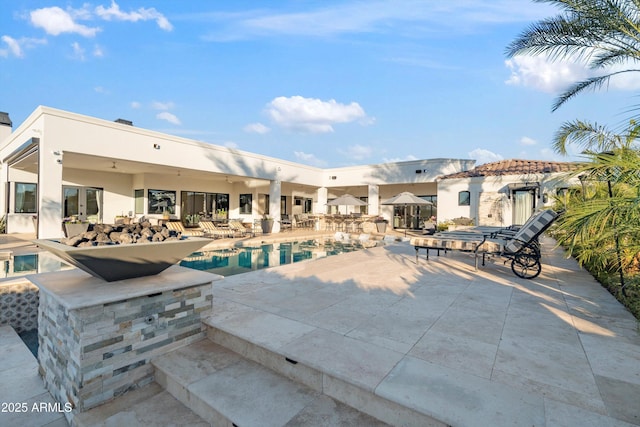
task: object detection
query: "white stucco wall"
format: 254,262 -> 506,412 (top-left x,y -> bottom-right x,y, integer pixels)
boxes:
437,172 -> 575,226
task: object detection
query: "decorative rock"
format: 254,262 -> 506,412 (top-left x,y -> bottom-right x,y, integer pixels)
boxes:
60,223 -> 184,247
94,232 -> 111,243
117,233 -> 135,244
82,230 -> 98,240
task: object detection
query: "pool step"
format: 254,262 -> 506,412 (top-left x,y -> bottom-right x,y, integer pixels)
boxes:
152,339 -> 390,426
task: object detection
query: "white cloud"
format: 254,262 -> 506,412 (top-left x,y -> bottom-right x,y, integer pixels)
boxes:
0,36 -> 23,57
506,54 -> 640,94
505,55 -> 587,94
93,45 -> 104,57
265,96 -> 368,133
95,1 -> 173,31
28,2 -> 171,41
94,86 -> 108,94
151,101 -> 175,110
71,42 -> 85,60
244,122 -> 270,134
294,151 -> 327,167
156,112 -> 181,125
468,148 -> 503,165
520,136 -> 537,146
130,101 -> 141,109
0,35 -> 47,58
203,1 -> 552,41
339,144 -> 373,161
30,6 -> 101,37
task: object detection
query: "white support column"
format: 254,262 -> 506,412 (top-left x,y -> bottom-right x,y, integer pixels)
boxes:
0,163 -> 7,217
269,179 -> 281,233
39,148 -> 64,238
316,187 -> 328,214
368,184 -> 379,215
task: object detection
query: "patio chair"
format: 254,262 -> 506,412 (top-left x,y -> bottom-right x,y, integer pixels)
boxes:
410,209 -> 559,279
280,215 -> 293,231
198,220 -> 234,239
164,220 -> 205,237
294,214 -> 311,229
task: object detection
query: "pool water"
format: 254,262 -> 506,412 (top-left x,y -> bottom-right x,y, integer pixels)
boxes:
180,239 -> 380,277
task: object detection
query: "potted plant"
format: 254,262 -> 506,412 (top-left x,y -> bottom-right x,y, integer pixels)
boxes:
261,215 -> 274,234
63,216 -> 89,237
374,216 -> 388,233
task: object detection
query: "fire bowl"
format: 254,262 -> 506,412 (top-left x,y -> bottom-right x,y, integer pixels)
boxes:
33,237 -> 212,282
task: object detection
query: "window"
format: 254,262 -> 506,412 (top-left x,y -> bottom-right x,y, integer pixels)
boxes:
239,194 -> 252,214
281,196 -> 287,215
148,189 -> 176,214
458,191 -> 470,206
304,198 -> 313,214
210,193 -> 229,217
418,195 -> 437,223
134,189 -> 144,214
15,183 -> 37,213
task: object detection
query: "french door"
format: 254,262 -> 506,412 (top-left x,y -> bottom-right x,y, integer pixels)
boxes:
512,190 -> 535,226
63,186 -> 103,223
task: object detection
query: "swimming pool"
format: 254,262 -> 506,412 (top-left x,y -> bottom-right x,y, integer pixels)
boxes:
179,239 -> 381,276
0,238 -> 381,281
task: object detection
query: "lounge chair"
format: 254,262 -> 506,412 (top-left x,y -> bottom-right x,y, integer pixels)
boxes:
228,220 -> 250,237
198,220 -> 234,239
164,220 -> 206,237
410,209 -> 559,279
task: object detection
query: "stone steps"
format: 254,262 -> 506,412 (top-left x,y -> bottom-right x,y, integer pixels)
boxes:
204,324 -> 443,427
73,382 -> 209,427
152,338 -> 390,426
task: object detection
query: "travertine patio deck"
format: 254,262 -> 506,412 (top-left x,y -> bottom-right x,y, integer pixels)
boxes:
206,236 -> 640,426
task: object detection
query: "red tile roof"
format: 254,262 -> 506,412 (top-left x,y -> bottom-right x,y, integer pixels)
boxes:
440,159 -> 577,179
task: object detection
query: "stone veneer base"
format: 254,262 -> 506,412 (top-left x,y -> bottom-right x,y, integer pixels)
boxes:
27,265 -> 221,423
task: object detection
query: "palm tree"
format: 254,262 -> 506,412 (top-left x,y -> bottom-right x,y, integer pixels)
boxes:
554,145 -> 640,295
552,119 -> 640,155
505,0 -> 640,112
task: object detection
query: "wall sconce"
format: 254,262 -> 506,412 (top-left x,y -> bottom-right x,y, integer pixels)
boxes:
153,143 -> 161,149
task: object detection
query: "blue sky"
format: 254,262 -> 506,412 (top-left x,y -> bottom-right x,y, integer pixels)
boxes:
2,1 -> 638,167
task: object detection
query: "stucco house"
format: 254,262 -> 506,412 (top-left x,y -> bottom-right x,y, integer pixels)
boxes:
0,106 -> 478,238
0,107 -> 579,238
436,159 -> 577,227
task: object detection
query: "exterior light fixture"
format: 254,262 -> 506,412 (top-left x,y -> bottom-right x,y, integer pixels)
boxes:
153,143 -> 161,149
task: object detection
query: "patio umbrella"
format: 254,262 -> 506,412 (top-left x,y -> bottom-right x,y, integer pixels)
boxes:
326,194 -> 366,213
381,192 -> 433,236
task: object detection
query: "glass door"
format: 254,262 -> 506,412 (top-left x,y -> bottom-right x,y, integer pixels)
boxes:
512,190 -> 535,225
63,186 -> 103,223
